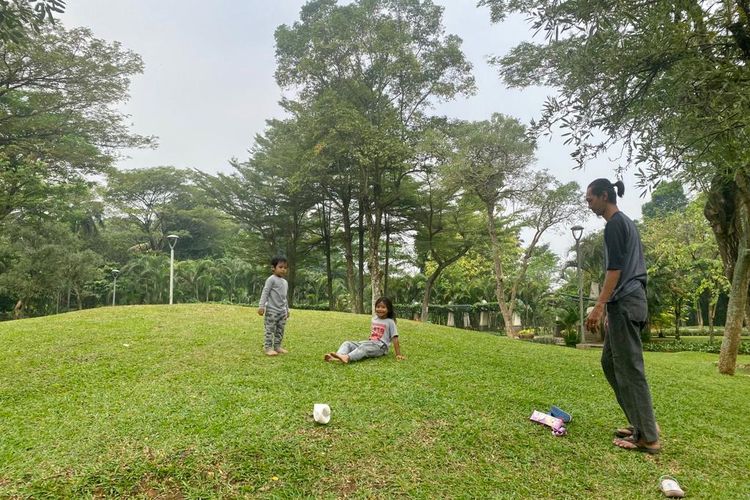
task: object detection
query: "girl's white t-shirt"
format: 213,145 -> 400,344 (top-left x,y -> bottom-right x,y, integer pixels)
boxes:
368,317 -> 398,348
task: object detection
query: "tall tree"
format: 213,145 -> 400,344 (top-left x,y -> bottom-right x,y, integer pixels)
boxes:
275,0 -> 475,310
480,0 -> 750,373
444,114 -> 537,334
105,167 -> 190,252
412,125 -> 485,320
0,25 -> 152,225
641,180 -> 689,219
195,118 -> 317,304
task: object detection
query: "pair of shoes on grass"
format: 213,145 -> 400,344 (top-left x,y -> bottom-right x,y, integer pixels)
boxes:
265,348 -> 289,356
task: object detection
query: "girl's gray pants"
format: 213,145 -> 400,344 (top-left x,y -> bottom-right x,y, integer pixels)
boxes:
336,340 -> 387,362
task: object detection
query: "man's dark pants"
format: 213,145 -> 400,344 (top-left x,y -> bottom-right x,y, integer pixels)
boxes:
601,286 -> 659,443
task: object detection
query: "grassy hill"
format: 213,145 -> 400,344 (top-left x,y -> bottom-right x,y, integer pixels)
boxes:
1,304 -> 748,498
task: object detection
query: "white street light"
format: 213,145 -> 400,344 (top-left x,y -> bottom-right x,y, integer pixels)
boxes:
571,226 -> 584,344
167,234 -> 179,305
112,269 -> 120,306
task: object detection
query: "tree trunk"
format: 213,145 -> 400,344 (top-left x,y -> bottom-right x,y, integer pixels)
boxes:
320,202 -> 335,310
718,244 -> 750,374
367,205 -> 384,313
695,296 -> 704,331
13,299 -> 24,319
384,213 -> 390,297
485,204 -> 514,335
357,206 -> 365,313
420,250 -> 468,322
420,271 -> 439,322
341,199 -> 358,313
704,172 -> 750,374
708,294 -> 717,343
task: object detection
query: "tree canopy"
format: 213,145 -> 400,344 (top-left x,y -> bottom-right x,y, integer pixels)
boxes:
480,0 -> 750,373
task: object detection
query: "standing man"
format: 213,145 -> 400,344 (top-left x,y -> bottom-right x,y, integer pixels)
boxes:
585,178 -> 660,454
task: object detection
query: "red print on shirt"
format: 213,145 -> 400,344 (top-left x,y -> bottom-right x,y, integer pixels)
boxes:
369,322 -> 385,342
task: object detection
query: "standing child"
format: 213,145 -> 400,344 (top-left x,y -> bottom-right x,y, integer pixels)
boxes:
258,256 -> 290,356
324,296 -> 405,364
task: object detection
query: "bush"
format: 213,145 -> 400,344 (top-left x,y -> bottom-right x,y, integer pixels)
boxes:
643,340 -> 750,355
640,327 -> 651,343
516,328 -> 535,340
293,303 -> 330,311
563,329 -> 579,347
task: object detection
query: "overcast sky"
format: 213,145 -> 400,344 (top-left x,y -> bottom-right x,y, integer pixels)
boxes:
61,1 -> 650,258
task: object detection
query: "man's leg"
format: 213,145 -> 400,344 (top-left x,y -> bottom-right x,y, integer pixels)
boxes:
607,292 -> 659,444
601,324 -> 636,428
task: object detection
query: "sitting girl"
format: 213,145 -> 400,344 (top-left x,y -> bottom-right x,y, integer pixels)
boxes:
324,296 -> 405,363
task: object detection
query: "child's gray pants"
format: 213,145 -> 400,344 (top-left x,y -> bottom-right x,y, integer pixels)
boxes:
263,310 -> 287,350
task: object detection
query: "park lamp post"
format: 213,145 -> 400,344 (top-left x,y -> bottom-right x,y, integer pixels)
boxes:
167,234 -> 179,305
112,269 -> 120,306
571,225 -> 584,343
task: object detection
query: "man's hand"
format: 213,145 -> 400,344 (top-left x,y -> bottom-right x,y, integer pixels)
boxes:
257,308 -> 265,316
586,303 -> 604,332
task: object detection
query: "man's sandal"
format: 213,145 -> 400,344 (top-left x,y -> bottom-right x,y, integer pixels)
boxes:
614,422 -> 660,438
614,426 -> 634,438
613,437 -> 661,455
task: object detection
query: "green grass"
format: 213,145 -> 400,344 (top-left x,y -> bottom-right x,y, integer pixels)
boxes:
1,305 -> 749,498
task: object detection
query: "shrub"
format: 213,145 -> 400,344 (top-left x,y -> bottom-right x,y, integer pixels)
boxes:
563,329 -> 579,347
642,340 -> 750,355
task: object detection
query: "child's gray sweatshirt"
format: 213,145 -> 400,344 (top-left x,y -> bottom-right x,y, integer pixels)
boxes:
259,275 -> 289,313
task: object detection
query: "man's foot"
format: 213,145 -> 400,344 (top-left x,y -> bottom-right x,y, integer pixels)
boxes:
614,422 -> 660,438
265,349 -> 278,356
613,437 -> 661,454
331,352 -> 350,364
614,426 -> 634,438
275,348 -> 288,354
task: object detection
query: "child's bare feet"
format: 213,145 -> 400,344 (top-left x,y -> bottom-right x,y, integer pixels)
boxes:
332,352 -> 350,364
265,349 -> 278,356
275,348 -> 288,354
323,352 -> 337,362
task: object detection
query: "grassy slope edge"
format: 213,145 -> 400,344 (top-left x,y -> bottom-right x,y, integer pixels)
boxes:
1,304 -> 748,498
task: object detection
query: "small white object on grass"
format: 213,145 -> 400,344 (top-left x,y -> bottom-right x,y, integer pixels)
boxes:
313,403 -> 331,424
659,476 -> 685,498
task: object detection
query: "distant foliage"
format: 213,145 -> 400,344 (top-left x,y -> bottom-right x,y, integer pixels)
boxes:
643,341 -> 750,355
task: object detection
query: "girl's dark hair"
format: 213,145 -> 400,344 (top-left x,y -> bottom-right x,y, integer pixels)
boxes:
588,178 -> 625,203
375,296 -> 396,321
271,256 -> 288,267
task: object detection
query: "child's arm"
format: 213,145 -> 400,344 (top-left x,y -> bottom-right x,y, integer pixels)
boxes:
392,337 -> 405,360
258,277 -> 271,315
